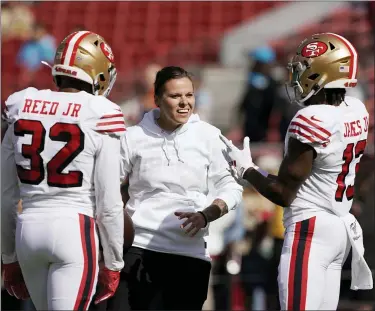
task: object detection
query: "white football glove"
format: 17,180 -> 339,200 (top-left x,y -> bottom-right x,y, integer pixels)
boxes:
227,165 -> 251,188
220,135 -> 256,178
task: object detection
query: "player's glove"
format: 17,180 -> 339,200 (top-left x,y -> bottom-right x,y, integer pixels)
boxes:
220,135 -> 256,178
227,165 -> 251,188
94,267 -> 120,304
2,262 -> 30,300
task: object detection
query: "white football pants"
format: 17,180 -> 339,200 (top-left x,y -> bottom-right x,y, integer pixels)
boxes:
278,213 -> 351,311
16,210 -> 99,311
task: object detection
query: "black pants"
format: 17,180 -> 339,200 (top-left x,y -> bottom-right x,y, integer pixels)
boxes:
1,289 -> 23,311
91,246 -> 211,311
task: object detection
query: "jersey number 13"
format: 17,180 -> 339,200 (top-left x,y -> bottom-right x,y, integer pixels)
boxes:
335,140 -> 367,202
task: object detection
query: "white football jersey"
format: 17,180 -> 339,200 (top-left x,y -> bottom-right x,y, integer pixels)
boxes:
283,96 -> 369,227
1,87 -> 125,269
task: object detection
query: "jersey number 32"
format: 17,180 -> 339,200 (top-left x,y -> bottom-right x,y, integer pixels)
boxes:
14,119 -> 84,188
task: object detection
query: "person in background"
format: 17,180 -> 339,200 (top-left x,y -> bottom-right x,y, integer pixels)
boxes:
119,63 -> 162,126
17,23 -> 56,88
206,192 -> 245,311
1,2 -> 35,40
255,155 -> 285,310
118,80 -> 148,126
239,169 -> 274,311
140,63 -> 162,112
227,46 -> 288,144
190,68 -> 214,124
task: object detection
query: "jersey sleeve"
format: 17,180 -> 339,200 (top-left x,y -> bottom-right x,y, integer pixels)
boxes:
94,107 -> 126,137
84,96 -> 127,137
1,125 -> 21,264
287,109 -> 334,149
94,133 -> 124,271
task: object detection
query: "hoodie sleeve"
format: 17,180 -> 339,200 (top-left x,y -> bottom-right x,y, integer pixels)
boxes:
120,132 -> 133,182
208,130 -> 243,210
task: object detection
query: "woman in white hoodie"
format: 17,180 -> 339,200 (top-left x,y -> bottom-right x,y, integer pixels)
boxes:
111,66 -> 243,310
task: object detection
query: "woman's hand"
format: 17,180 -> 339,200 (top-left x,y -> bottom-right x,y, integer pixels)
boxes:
175,211 -> 207,237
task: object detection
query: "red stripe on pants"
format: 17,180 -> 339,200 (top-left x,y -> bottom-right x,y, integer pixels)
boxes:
299,217 -> 316,310
74,214 -> 96,311
83,217 -> 97,310
287,217 -> 316,311
287,222 -> 301,310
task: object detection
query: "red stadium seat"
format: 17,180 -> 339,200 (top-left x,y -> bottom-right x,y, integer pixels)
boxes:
5,1 -> 345,102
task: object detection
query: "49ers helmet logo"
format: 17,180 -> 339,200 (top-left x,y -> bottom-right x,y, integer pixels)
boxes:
100,42 -> 114,63
301,41 -> 328,58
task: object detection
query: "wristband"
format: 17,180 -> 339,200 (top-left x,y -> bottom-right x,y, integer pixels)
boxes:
255,166 -> 269,177
198,211 -> 208,227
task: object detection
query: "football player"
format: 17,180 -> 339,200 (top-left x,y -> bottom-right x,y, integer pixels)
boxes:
1,31 -> 125,310
220,33 -> 373,310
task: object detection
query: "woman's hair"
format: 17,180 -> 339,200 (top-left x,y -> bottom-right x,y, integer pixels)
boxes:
154,66 -> 193,98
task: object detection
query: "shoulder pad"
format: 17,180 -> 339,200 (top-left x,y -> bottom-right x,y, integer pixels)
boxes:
2,88 -> 37,124
288,106 -> 334,146
93,99 -> 126,137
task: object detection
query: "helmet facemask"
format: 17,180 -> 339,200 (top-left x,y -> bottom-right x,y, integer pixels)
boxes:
286,58 -> 325,107
93,65 -> 117,97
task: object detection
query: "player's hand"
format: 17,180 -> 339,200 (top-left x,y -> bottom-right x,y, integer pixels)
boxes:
94,267 -> 120,304
3,262 -> 30,300
220,135 -> 255,178
175,211 -> 207,237
227,166 -> 251,188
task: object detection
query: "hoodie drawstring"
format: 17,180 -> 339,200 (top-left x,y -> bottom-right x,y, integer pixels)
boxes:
161,134 -> 184,165
161,136 -> 172,166
173,136 -> 184,163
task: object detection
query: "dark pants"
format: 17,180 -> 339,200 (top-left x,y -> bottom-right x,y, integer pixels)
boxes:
1,289 -> 23,311
91,246 -> 211,311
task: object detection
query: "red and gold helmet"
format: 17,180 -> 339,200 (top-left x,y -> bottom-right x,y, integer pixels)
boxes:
52,31 -> 116,97
287,32 -> 358,106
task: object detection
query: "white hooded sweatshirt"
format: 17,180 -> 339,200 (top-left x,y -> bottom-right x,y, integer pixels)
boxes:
120,108 -> 243,261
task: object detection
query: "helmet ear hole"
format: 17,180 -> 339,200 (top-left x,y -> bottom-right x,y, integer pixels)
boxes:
328,42 -> 336,50
99,74 -> 106,82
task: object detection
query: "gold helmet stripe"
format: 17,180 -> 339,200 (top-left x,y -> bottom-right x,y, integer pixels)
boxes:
326,33 -> 358,79
61,31 -> 91,66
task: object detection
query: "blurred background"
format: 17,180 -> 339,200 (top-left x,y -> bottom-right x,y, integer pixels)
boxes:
1,1 -> 374,310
